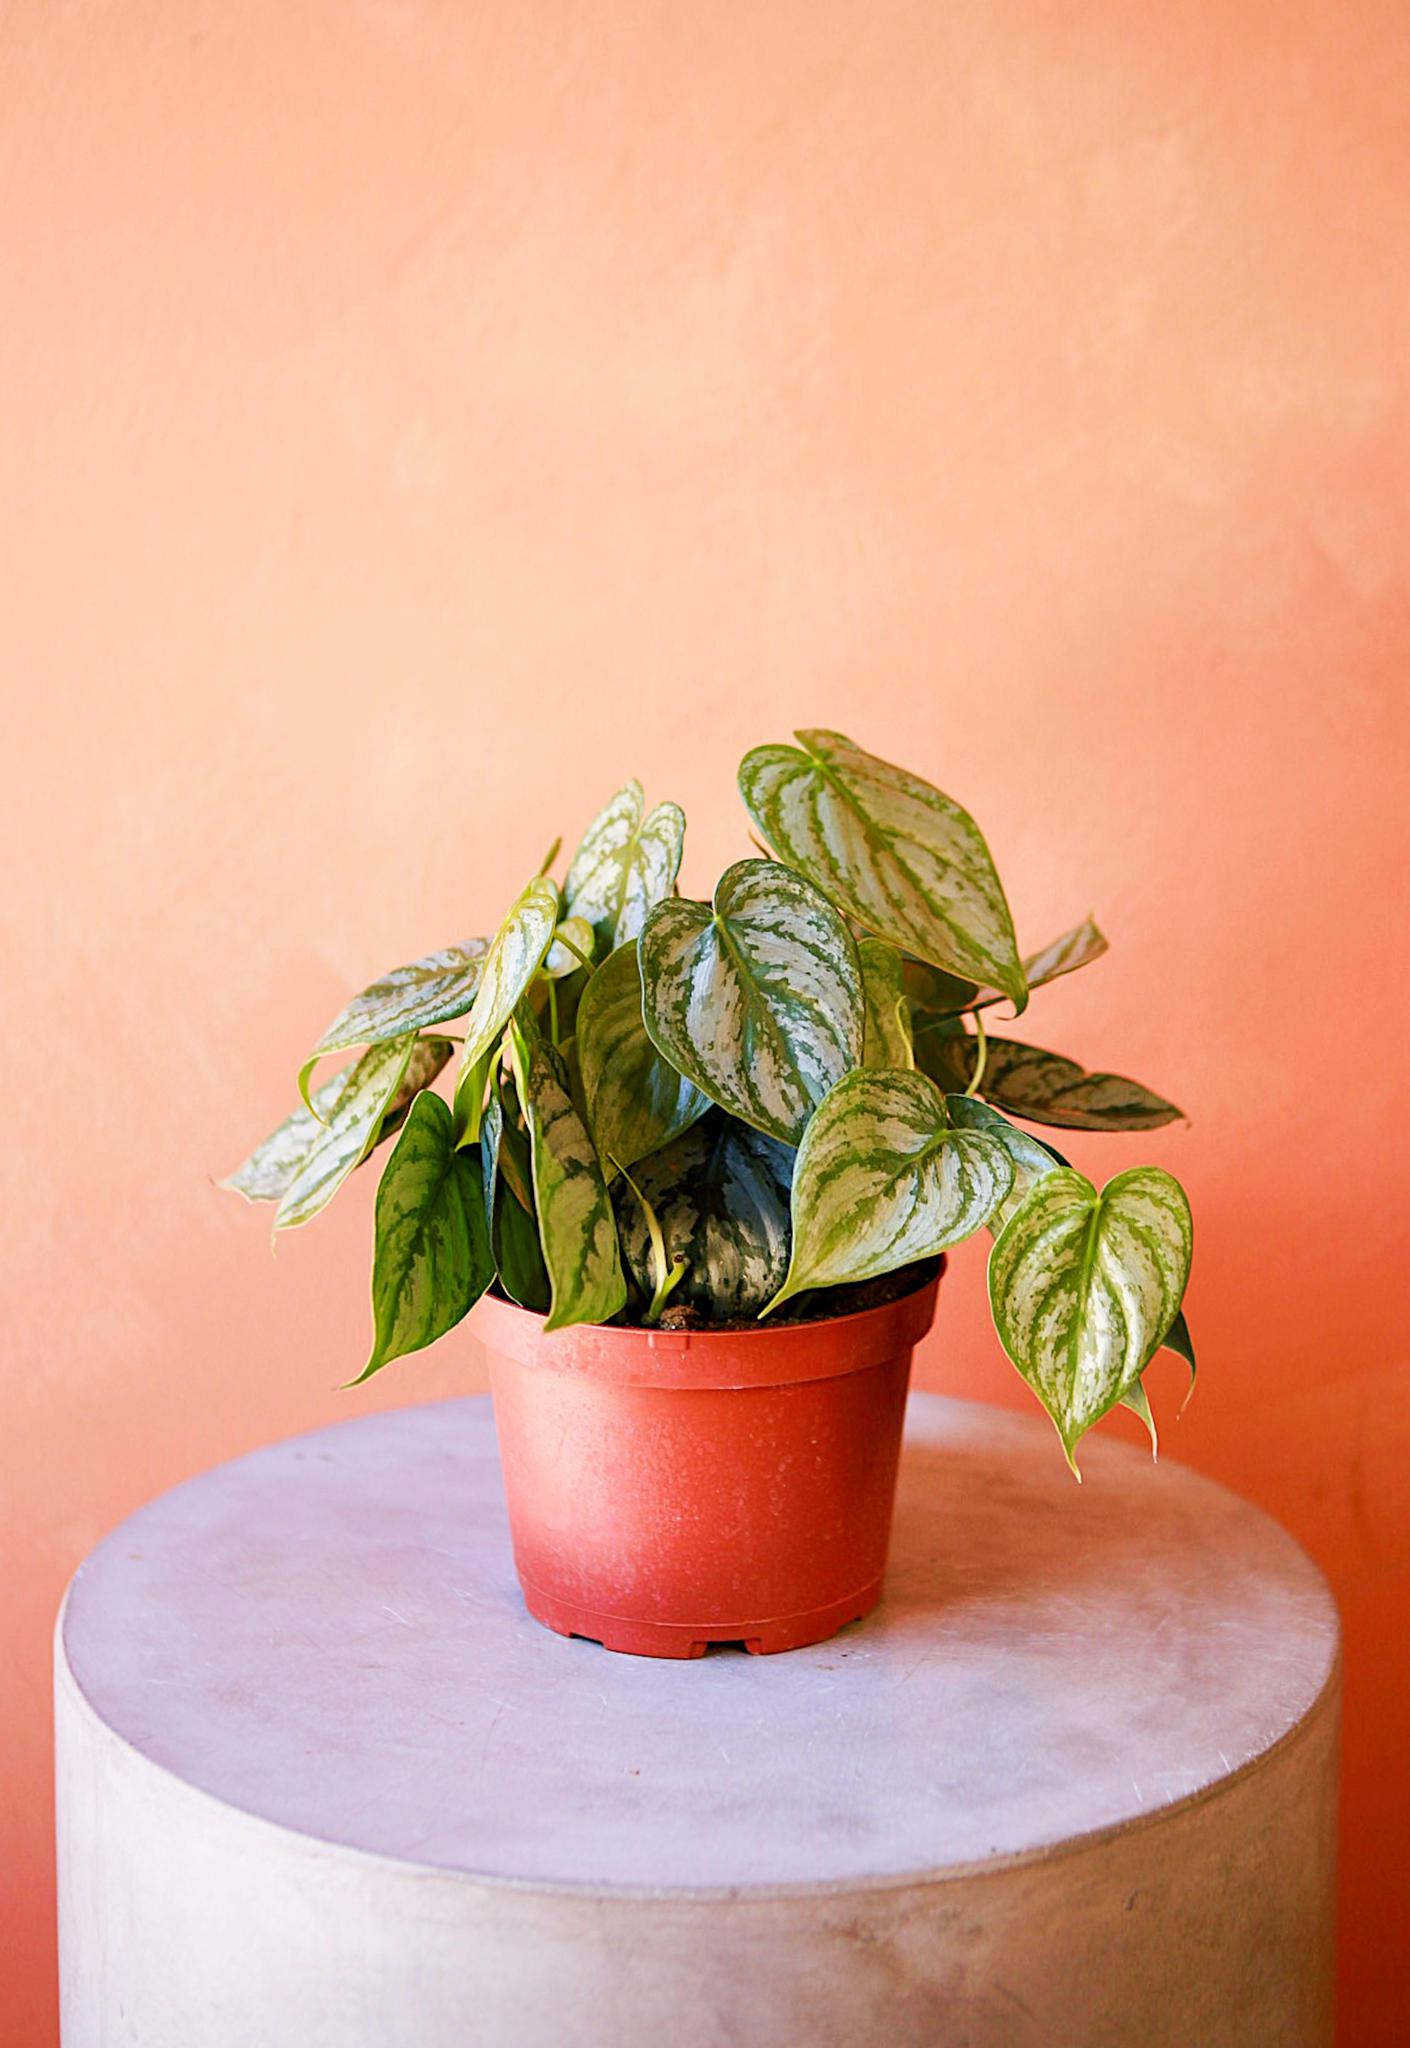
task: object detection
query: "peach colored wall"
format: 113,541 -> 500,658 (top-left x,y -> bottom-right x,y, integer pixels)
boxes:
3,2 -> 1407,2039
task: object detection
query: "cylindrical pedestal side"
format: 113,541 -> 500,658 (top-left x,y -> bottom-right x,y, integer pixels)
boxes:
57,1648 -> 1338,2048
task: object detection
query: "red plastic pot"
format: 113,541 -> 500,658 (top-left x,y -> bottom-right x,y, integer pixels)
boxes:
472,1266 -> 941,1659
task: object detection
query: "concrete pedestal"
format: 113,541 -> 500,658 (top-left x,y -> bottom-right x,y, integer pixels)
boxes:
55,1393 -> 1340,2046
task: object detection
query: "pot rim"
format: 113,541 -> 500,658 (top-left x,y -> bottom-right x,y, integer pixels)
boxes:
470,1261 -> 943,1390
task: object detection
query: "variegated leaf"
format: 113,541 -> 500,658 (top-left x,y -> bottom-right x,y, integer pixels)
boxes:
544,916 -> 596,979
522,1039 -> 626,1330
353,1091 -> 493,1382
769,1068 -> 1013,1312
988,1166 -> 1193,1469
275,1034 -> 422,1231
482,1071 -> 550,1310
1120,1377 -> 1159,1456
1119,1307 -> 1197,1452
1162,1305 -> 1197,1407
222,1069 -> 352,1202
614,1110 -> 793,1318
1019,916 -> 1108,992
639,858 -> 863,1146
738,729 -> 1027,1009
959,917 -> 1112,1017
225,1037 -> 452,1209
564,781 -> 685,947
858,938 -> 914,1069
451,876 -> 559,1127
944,1093 -> 1066,1233
975,1038 -> 1183,1131
297,940 -> 488,1109
576,942 -> 710,1174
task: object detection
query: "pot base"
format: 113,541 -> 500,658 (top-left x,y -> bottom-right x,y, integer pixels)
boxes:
519,1575 -> 882,1660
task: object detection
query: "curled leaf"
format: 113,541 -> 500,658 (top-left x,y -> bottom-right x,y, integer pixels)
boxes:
858,938 -> 914,1069
576,942 -> 710,1174
297,940 -> 488,1110
450,876 -> 559,1128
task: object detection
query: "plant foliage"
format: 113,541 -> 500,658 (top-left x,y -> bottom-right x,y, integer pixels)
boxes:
226,729 -> 1196,1467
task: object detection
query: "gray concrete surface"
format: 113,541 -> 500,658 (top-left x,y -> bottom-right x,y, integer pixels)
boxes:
56,1391 -> 1340,2045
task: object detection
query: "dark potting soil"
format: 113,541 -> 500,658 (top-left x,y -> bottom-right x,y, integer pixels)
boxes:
645,1258 -> 942,1334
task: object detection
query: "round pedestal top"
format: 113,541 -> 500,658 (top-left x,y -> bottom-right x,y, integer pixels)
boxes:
58,1393 -> 1337,1893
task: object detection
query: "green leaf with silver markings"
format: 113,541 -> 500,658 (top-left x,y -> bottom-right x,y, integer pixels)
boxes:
522,1038 -> 627,1330
1018,916 -> 1107,993
858,938 -> 914,1069
988,1166 -> 1193,1468
222,1069 -> 355,1202
275,1034 -> 423,1230
769,1068 -> 1013,1312
613,1110 -> 793,1319
353,1091 -> 493,1383
576,942 -> 710,1175
564,781 -> 685,947
639,858 -> 863,1146
297,939 -> 488,1110
739,729 -> 1026,1009
451,876 -> 559,1127
973,1038 -> 1183,1131
943,1093 -> 1066,1233
225,1036 -> 453,1210
482,1071 -> 551,1311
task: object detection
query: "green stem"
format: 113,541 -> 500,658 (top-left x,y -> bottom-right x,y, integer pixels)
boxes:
964,1011 -> 989,1097
612,1157 -> 687,1325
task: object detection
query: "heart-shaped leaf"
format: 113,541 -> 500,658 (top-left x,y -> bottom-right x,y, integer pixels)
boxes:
769,1068 -> 1013,1312
297,940 -> 488,1109
564,781 -> 685,947
614,1110 -> 793,1318
521,1038 -> 627,1330
858,938 -> 914,1069
482,1071 -> 550,1311
451,876 -> 559,1127
973,1038 -> 1183,1131
944,1093 -> 1066,1233
275,1034 -> 428,1231
988,1165 -> 1193,1469
352,1091 -> 493,1383
639,858 -> 863,1146
576,942 -> 710,1174
739,729 -> 1026,1009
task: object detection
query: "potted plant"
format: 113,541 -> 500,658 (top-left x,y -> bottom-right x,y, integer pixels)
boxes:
225,730 -> 1194,1658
